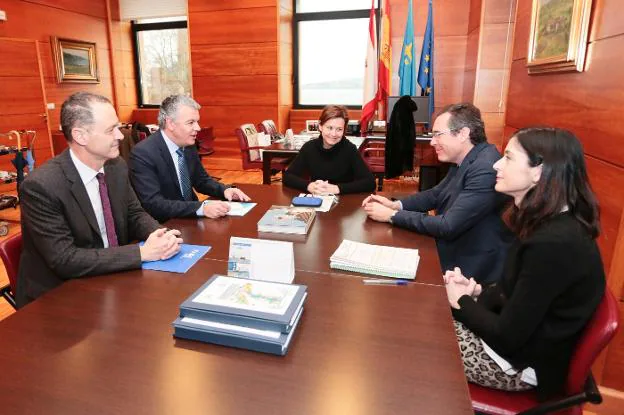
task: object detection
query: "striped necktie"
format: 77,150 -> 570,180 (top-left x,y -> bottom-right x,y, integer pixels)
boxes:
176,147 -> 193,200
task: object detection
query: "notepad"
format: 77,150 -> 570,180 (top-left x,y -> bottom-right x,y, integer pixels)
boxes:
141,244 -> 211,273
203,201 -> 256,216
329,240 -> 419,280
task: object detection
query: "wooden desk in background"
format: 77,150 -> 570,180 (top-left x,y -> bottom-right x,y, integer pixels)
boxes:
260,136 -> 365,185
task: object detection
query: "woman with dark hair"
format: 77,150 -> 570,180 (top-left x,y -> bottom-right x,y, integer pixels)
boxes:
283,105 -> 375,194
445,127 -> 605,400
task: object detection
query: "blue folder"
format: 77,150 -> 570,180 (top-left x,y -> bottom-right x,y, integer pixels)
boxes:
179,275 -> 307,332
173,306 -> 303,356
141,244 -> 211,273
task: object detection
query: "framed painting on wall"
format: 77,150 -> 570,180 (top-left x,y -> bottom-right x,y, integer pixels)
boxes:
51,37 -> 99,83
527,0 -> 593,74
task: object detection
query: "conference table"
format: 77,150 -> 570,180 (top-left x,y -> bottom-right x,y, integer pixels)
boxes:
0,184 -> 473,414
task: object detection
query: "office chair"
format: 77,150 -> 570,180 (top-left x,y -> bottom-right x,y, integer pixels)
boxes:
359,138 -> 385,191
469,288 -> 620,415
196,127 -> 215,157
235,124 -> 291,180
0,232 -> 23,310
257,120 -> 279,139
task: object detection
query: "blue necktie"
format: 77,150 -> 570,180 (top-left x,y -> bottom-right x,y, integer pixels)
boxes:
176,148 -> 192,200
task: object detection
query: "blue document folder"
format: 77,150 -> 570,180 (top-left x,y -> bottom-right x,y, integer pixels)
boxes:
141,244 -> 211,273
179,275 -> 307,332
173,306 -> 303,356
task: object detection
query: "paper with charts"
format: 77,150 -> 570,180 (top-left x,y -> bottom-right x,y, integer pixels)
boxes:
192,275 -> 298,315
330,239 -> 420,280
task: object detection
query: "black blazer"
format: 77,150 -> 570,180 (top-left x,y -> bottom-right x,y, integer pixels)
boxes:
129,131 -> 227,222
452,213 -> 605,400
17,150 -> 159,307
392,142 -> 513,284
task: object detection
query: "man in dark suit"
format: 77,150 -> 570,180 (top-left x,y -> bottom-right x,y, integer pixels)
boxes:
129,95 -> 250,222
17,92 -> 182,308
362,103 -> 512,284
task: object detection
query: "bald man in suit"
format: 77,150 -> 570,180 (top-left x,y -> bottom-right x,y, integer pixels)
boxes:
17,92 -> 182,307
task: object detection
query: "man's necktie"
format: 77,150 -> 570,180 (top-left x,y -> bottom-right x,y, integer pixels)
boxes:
96,173 -> 119,247
176,148 -> 193,200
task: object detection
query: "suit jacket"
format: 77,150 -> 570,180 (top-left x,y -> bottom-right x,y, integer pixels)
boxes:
385,96 -> 417,178
129,130 -> 227,222
392,142 -> 513,284
16,150 -> 159,308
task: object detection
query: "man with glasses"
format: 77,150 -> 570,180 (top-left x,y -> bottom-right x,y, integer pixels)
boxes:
362,103 -> 512,284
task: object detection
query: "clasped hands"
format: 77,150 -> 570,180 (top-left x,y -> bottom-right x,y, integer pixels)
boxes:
140,228 -> 183,262
307,180 -> 340,195
444,267 -> 482,309
203,188 -> 251,219
361,194 -> 400,222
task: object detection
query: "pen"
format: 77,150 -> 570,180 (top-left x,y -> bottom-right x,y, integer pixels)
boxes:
363,279 -> 409,286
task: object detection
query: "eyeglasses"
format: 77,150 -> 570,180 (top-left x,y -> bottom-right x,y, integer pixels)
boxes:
431,128 -> 458,138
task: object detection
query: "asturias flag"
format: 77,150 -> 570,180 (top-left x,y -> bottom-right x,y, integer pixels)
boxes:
398,0 -> 416,96
417,0 -> 435,122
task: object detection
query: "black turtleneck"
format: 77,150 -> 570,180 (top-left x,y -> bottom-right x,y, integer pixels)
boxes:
282,136 -> 375,194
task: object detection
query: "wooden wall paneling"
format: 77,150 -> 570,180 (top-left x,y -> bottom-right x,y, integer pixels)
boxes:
278,106 -> 290,134
435,37 -> 469,72
188,0 -> 276,14
483,0 -> 516,24
602,302 -> 624,389
433,69 -> 465,108
0,0 -> 109,45
189,8 -> 277,46
479,23 -> 513,69
0,39 -> 40,76
279,75 -> 293,107
589,0 -> 624,42
0,78 -> 46,115
199,105 -> 279,139
586,157 -> 624,276
193,75 -> 278,107
462,69 -> 476,102
474,69 -> 506,112
511,0 -> 531,61
191,44 -> 279,77
506,36 -> 624,168
482,112 -> 505,149
468,0 -> 483,33
431,0 -> 471,36
24,0 -> 107,19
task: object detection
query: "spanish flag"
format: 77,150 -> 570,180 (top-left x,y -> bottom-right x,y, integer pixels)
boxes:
378,0 -> 392,119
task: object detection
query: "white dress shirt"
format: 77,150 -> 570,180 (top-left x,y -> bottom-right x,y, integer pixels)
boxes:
69,149 -> 110,248
160,131 -> 206,216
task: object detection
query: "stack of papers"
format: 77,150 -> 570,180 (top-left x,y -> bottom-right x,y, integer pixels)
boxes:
173,275 -> 307,356
330,240 -> 420,280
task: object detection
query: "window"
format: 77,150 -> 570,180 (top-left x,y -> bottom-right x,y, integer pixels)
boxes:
294,0 -> 378,108
132,17 -> 192,107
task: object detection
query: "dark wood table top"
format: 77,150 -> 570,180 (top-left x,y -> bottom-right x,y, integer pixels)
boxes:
169,184 -> 443,285
0,260 -> 472,414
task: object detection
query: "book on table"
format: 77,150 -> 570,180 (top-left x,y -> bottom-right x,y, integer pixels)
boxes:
329,239 -> 420,280
174,275 -> 308,355
257,205 -> 316,235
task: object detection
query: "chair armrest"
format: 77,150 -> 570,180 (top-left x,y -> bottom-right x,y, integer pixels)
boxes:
241,145 -> 266,151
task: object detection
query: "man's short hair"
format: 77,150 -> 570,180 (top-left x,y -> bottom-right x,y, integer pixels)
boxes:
439,103 -> 487,145
158,95 -> 201,129
60,92 -> 112,142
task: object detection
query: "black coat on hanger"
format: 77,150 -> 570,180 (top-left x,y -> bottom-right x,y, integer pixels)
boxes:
385,96 -> 417,179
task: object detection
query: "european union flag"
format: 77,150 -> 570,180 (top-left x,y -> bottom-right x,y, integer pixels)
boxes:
417,0 -> 434,123
398,0 -> 416,96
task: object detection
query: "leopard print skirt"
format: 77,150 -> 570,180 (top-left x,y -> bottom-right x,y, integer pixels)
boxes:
454,320 -> 534,392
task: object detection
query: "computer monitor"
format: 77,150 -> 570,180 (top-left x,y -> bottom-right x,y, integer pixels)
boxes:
387,96 -> 430,126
